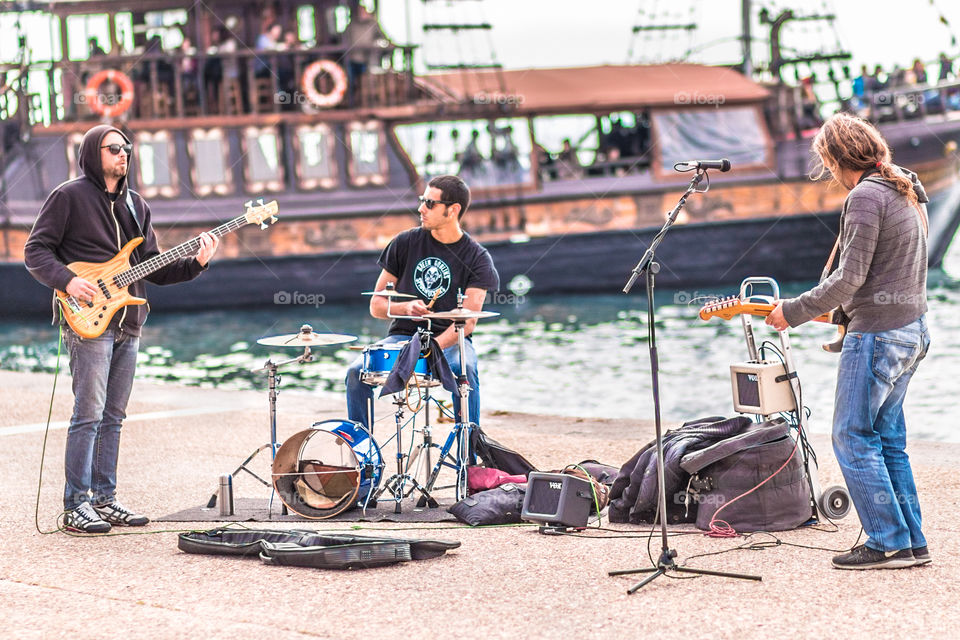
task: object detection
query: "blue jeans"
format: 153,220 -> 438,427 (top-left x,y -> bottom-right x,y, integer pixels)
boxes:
832,316 -> 930,552
346,334 -> 480,430
63,327 -> 139,510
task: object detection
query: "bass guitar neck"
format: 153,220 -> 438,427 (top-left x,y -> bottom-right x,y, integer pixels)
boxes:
56,199 -> 278,339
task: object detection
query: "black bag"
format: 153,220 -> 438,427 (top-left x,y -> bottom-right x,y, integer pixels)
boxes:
178,528 -> 460,570
680,420 -> 814,532
447,483 -> 526,526
470,427 -> 537,476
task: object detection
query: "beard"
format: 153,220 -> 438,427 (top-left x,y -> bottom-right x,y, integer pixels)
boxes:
110,163 -> 128,180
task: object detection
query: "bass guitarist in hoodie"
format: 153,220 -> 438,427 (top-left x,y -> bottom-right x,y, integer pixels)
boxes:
24,125 -> 219,533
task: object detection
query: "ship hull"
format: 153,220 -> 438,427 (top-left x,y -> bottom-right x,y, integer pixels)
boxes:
5,180 -> 958,317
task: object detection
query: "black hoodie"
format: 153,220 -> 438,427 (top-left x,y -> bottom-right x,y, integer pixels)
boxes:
24,124 -> 205,336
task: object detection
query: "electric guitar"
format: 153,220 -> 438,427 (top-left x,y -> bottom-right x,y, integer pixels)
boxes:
698,295 -> 845,352
56,199 -> 279,339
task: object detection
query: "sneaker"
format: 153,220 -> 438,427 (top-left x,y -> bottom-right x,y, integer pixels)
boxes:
912,545 -> 932,565
832,544 -> 915,570
93,500 -> 150,527
64,501 -> 112,534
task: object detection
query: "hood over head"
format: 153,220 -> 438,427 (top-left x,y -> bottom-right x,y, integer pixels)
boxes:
78,124 -> 132,192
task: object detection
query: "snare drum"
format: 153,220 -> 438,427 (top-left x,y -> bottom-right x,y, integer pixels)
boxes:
360,342 -> 438,387
272,419 -> 383,519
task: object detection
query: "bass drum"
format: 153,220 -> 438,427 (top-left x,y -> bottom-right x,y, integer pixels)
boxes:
272,420 -> 383,519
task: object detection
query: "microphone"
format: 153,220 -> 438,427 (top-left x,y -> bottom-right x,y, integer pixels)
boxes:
675,159 -> 731,172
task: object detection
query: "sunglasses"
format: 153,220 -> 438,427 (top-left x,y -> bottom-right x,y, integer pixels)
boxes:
101,143 -> 133,156
418,195 -> 455,209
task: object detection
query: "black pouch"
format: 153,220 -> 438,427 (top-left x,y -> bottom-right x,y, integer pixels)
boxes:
447,482 -> 526,526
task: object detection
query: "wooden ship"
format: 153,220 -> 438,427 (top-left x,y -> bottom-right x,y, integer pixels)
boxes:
2,0 -> 959,315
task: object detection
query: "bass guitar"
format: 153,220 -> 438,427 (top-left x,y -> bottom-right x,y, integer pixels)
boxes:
698,295 -> 845,352
57,199 -> 278,339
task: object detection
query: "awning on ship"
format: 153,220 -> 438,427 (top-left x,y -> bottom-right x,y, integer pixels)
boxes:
422,64 -> 770,115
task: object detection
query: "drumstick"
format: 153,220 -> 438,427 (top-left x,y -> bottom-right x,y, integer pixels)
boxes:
425,289 -> 442,310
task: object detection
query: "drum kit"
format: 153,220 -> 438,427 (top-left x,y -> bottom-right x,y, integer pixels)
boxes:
210,287 -> 499,520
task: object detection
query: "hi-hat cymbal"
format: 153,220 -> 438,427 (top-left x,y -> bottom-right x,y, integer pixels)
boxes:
362,290 -> 416,299
257,324 -> 358,347
423,308 -> 500,320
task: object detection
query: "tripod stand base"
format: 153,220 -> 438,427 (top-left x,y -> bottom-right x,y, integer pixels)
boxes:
609,548 -> 762,594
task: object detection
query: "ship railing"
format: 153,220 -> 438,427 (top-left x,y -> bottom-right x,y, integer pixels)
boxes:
0,44 -> 418,124
863,78 -> 960,123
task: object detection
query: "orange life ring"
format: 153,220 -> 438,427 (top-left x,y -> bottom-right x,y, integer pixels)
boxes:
301,60 -> 348,109
85,69 -> 135,118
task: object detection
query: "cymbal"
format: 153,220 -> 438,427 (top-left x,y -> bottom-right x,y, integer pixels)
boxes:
362,290 -> 416,299
423,308 -> 500,320
257,324 -> 358,347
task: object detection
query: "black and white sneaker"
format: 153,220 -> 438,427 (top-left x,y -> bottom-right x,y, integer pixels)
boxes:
913,545 -> 932,565
93,500 -> 149,527
64,501 -> 112,533
832,544 -> 915,570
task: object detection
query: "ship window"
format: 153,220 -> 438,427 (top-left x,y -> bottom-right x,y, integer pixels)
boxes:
135,130 -> 179,198
296,6 -> 317,46
653,107 -> 770,173
187,128 -> 232,196
242,127 -> 285,193
65,14 -> 111,60
64,133 -> 85,181
294,124 -> 338,189
346,121 -> 388,187
394,118 -> 534,190
531,114 -> 599,166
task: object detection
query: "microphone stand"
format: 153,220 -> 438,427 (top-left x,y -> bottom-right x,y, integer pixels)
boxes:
611,168 -> 762,593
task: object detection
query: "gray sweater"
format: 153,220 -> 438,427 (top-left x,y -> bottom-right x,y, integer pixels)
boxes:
782,170 -> 928,333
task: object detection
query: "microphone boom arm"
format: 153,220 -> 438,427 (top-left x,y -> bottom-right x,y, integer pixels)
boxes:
623,169 -> 707,293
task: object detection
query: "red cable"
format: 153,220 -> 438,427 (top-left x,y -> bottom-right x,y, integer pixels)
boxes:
705,434 -> 801,538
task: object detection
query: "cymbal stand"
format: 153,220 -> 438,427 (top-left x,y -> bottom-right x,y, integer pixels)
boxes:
424,291 -> 473,501
206,346 -> 313,510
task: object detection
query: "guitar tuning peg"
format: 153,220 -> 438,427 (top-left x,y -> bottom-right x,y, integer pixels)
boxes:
270,215 -> 278,222
257,198 -> 264,206
260,222 -> 268,230
244,200 -> 252,209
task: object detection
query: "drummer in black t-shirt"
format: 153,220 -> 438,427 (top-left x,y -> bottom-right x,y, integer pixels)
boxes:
345,175 -> 500,429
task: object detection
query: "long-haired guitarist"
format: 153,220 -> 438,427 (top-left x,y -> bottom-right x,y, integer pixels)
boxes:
24,124 -> 219,533
766,112 -> 930,570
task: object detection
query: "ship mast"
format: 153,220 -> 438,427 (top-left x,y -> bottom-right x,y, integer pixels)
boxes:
758,4 -> 851,83
740,0 -> 752,76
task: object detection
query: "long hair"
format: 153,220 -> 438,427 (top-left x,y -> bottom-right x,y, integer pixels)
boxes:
811,112 -> 918,204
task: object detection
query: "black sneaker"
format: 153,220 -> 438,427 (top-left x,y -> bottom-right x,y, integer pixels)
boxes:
912,545 -> 932,565
832,544 -> 915,570
64,501 -> 112,533
93,500 -> 150,526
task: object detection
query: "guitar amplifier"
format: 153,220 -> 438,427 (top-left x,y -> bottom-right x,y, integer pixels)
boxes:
730,360 -> 796,415
521,472 -> 593,528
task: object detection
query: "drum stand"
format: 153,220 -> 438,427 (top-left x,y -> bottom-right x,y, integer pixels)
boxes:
368,391 -> 439,513
206,347 -> 313,512
423,302 -> 474,502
